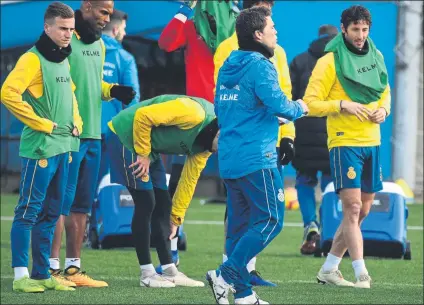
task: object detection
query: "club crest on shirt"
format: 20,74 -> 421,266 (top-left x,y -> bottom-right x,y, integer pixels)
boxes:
277,188 -> 285,202
347,167 -> 356,179
39,159 -> 48,168
141,175 -> 150,182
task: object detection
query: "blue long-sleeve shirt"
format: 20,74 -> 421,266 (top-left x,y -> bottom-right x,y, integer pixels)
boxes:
215,50 -> 305,179
101,34 -> 140,135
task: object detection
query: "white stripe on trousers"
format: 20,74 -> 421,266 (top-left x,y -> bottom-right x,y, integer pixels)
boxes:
260,170 -> 272,235
22,160 -> 38,219
264,169 -> 279,245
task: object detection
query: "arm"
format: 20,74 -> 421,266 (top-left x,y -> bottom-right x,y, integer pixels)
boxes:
279,122 -> 295,140
254,60 -> 304,121
133,98 -> 205,157
71,80 -> 83,134
158,5 -> 191,52
213,40 -> 233,94
276,47 -> 293,100
0,52 -> 55,133
100,39 -> 115,101
121,55 -> 141,107
303,53 -> 341,117
171,151 -> 211,225
378,84 -> 391,116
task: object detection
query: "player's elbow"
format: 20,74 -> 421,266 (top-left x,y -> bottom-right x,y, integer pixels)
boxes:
158,37 -> 175,52
0,84 -> 12,105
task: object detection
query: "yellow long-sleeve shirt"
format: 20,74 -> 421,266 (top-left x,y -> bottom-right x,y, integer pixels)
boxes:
109,98 -> 212,225
1,52 -> 83,134
303,52 -> 391,149
213,32 -> 295,142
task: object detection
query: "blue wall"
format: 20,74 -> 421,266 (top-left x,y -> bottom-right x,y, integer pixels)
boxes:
1,1 -> 397,179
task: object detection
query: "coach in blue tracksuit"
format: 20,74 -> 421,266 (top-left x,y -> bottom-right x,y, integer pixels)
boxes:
99,9 -> 140,183
206,7 -> 308,304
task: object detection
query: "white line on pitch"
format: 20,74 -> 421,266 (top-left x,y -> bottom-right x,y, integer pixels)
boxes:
1,216 -> 423,231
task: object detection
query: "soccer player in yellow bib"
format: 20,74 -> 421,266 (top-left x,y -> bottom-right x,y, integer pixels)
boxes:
213,0 -> 294,287
303,5 -> 391,289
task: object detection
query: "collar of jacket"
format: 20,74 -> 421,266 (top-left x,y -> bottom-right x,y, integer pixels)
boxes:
101,34 -> 123,50
35,31 -> 72,63
238,39 -> 274,59
75,9 -> 102,44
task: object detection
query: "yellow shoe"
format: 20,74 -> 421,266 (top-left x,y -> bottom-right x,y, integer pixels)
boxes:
64,267 -> 108,288
50,269 -> 76,287
35,277 -> 75,291
13,276 -> 45,293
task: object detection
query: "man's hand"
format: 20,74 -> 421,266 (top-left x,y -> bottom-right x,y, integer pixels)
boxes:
72,127 -> 80,137
340,100 -> 372,122
279,137 -> 295,165
129,155 -> 150,178
169,221 -> 179,240
370,107 -> 387,124
110,85 -> 136,105
297,99 -> 309,115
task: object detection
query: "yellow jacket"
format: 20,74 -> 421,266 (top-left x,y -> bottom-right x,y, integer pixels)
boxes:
214,32 -> 295,142
304,52 -> 391,149
1,52 -> 83,134
109,98 -> 211,225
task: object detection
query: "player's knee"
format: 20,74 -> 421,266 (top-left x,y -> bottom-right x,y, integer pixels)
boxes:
344,201 -> 362,223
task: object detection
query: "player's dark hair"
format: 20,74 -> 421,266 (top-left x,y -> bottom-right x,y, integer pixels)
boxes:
44,2 -> 74,24
341,5 -> 372,30
243,0 -> 274,9
236,6 -> 271,50
103,9 -> 127,32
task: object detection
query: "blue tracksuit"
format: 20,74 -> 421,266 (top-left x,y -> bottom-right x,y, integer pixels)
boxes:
11,154 -> 69,279
215,50 -> 304,298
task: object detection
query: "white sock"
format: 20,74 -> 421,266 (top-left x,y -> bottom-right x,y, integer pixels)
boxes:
352,259 -> 368,278
14,267 -> 29,280
222,254 -> 228,263
246,257 -> 257,273
322,253 -> 342,272
65,258 -> 81,270
171,237 -> 178,251
140,264 -> 155,275
49,258 -> 60,270
161,263 -> 175,271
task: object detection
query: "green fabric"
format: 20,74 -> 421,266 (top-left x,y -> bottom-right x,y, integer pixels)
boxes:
68,34 -> 103,139
325,33 -> 388,104
194,0 -> 237,54
20,47 -> 79,159
111,94 -> 216,161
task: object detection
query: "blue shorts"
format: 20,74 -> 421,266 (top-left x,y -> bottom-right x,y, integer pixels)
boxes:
108,132 -> 167,191
62,139 -> 101,216
329,146 -> 383,194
